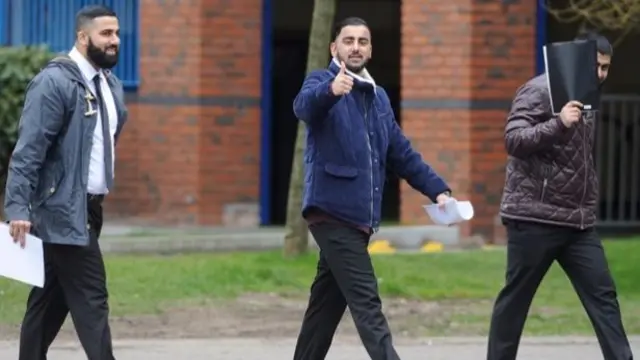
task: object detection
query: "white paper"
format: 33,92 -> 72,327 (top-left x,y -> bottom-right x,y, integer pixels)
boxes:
423,199 -> 474,226
0,223 -> 44,288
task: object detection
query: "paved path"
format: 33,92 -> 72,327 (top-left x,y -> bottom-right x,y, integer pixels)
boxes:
0,337 -> 637,359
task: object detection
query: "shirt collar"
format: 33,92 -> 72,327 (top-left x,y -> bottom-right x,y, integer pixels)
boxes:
68,47 -> 101,82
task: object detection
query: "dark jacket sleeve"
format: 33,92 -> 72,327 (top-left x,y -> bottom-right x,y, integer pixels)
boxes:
292,70 -> 341,126
384,91 -> 450,202
505,82 -> 573,158
4,70 -> 66,221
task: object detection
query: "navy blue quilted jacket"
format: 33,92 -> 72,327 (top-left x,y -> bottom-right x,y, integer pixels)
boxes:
293,59 -> 450,231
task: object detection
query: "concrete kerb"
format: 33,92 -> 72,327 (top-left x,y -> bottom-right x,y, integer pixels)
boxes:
98,225 -> 462,254
2,335 -> 637,348
0,336 -> 638,360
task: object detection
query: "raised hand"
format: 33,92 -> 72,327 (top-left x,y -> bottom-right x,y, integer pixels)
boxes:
559,100 -> 583,128
330,61 -> 354,96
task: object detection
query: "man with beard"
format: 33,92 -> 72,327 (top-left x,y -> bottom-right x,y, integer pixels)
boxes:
486,32 -> 633,360
4,5 -> 127,359
292,17 -> 452,360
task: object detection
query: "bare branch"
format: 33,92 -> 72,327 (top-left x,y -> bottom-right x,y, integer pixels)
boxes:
544,0 -> 640,44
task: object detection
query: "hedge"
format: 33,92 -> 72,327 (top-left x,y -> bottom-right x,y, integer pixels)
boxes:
0,45 -> 55,218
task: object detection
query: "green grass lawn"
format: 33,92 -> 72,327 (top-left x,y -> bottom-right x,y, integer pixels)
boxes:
1,239 -> 639,335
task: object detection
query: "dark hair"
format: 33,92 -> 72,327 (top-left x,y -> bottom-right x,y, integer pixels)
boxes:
574,31 -> 613,56
75,5 -> 117,32
332,17 -> 369,41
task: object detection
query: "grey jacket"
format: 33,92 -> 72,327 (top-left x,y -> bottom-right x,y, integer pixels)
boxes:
4,56 -> 128,246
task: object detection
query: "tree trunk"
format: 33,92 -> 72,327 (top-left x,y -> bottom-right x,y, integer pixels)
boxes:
282,0 -> 336,257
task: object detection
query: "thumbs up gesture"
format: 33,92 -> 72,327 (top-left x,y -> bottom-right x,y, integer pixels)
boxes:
330,61 -> 354,96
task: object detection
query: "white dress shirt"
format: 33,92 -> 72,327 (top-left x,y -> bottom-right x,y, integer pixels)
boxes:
69,47 -> 118,195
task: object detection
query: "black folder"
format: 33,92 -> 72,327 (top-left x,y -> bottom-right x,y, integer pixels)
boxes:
543,39 -> 600,114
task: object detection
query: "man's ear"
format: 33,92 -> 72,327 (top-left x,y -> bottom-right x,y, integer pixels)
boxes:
329,42 -> 337,58
77,31 -> 89,47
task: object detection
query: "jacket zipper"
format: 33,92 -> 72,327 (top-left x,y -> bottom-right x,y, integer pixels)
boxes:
579,121 -> 588,229
362,94 -> 374,231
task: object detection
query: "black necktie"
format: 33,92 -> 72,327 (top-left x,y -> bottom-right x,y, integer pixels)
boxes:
92,73 -> 114,191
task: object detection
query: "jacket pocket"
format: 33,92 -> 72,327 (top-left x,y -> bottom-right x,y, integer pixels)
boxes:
539,162 -> 553,202
313,163 -> 363,210
31,166 -> 65,210
324,163 -> 358,178
540,178 -> 548,202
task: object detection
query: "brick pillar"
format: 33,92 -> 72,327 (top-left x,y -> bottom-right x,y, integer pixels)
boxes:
107,0 -> 263,226
400,0 -> 536,243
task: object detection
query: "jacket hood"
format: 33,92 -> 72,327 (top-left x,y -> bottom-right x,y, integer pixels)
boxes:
44,55 -> 86,85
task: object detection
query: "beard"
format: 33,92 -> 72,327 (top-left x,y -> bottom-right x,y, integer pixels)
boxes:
87,37 -> 119,69
599,76 -> 607,88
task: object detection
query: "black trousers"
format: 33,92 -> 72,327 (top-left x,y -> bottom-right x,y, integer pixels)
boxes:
487,220 -> 633,360
19,195 -> 114,360
293,222 -> 400,360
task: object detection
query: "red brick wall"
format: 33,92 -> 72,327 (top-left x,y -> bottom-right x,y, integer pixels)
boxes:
400,0 -> 536,243
106,0 -> 536,235
106,0 -> 263,225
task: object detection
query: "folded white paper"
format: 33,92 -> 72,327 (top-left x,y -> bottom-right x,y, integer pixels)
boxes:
0,223 -> 44,288
423,199 -> 474,226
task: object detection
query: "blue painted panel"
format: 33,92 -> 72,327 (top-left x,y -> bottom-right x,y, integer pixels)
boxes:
535,0 -> 547,75
259,0 -> 273,225
6,0 -> 139,89
0,0 -> 7,45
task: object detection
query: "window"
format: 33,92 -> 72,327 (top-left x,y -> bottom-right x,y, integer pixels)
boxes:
1,0 -> 139,90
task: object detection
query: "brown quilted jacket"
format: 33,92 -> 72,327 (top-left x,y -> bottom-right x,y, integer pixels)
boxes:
500,75 -> 598,229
